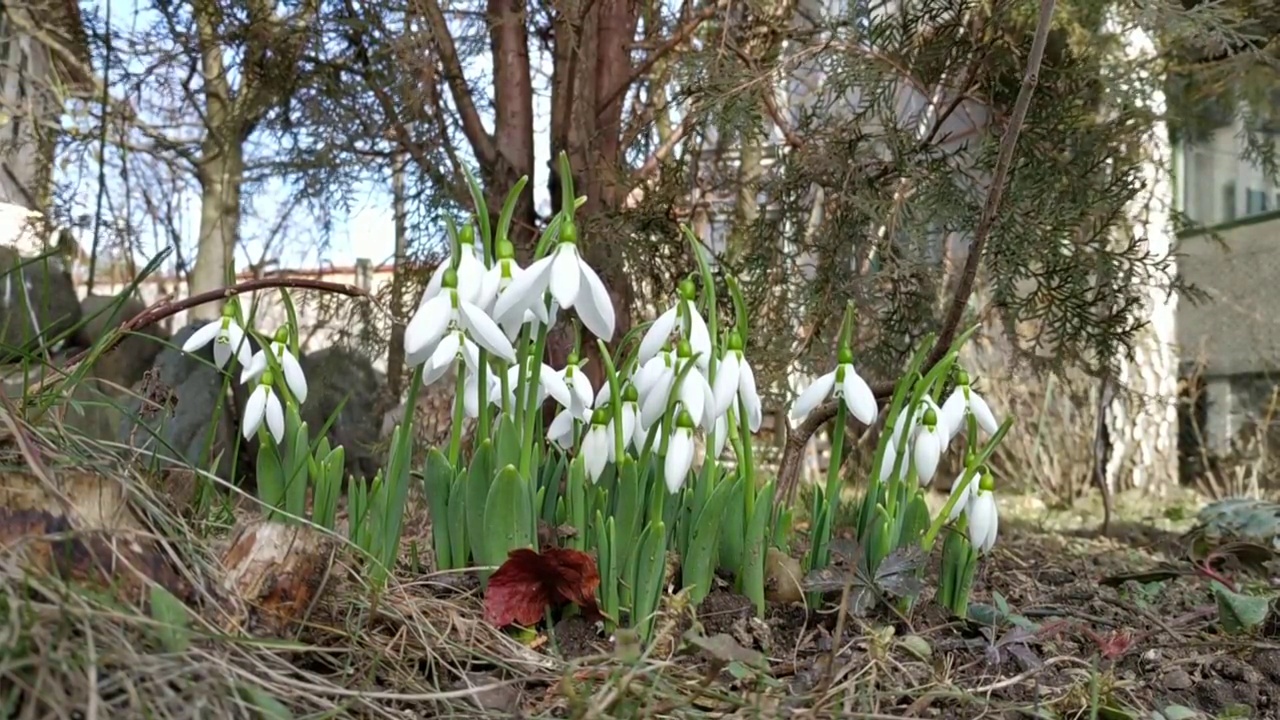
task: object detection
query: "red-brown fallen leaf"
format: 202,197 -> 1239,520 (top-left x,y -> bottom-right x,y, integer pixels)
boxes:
484,547 -> 601,628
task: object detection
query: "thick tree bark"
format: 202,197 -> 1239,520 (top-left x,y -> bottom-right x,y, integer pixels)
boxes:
189,143 -> 244,322
1102,19 -> 1179,497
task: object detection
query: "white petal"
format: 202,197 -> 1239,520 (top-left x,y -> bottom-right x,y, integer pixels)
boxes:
478,264 -> 503,314
463,373 -> 482,418
633,354 -> 669,397
240,349 -> 268,385
790,371 -> 836,424
225,324 -> 253,368
971,490 -> 999,553
568,370 -> 594,419
265,391 -> 286,444
640,369 -> 675,429
947,474 -> 974,522
280,349 -> 308,404
549,245 -> 581,310
582,425 -> 610,483
547,409 -> 576,449
541,366 -> 574,409
492,255 -> 553,323
912,427 -> 941,486
685,307 -> 713,369
620,404 -> 638,451
405,295 -> 452,362
429,331 -> 462,372
182,321 -> 221,353
879,436 -> 899,483
664,429 -> 694,493
422,355 -> 453,386
738,358 -> 764,433
594,382 -> 612,408
711,414 -> 728,459
421,261 -> 448,305
940,390 -> 967,438
969,391 -> 1000,436
576,258 -> 616,340
711,352 -> 741,418
699,371 -> 717,429
678,374 -> 707,430
840,367 -> 878,425
638,306 -> 679,367
459,301 -> 517,363
243,385 -> 269,440
456,250 -> 487,306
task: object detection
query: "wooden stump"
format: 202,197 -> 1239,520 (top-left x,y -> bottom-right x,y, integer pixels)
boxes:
221,519 -> 336,635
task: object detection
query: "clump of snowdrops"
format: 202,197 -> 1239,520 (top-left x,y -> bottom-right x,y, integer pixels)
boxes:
180,291 -> 409,589
792,304 -> 1012,617
402,155 -> 782,642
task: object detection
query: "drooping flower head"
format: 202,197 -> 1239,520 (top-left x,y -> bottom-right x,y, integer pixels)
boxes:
241,326 -> 308,405
243,370 -> 286,444
181,304 -> 252,370
790,347 -> 878,427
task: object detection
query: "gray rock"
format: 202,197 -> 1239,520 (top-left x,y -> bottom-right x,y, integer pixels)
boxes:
75,292 -> 170,393
298,347 -> 387,481
118,320 -> 259,482
0,246 -> 81,362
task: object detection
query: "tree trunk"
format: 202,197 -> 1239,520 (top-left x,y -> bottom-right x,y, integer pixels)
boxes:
1103,20 -> 1179,496
188,142 -> 245,322
387,152 -> 409,397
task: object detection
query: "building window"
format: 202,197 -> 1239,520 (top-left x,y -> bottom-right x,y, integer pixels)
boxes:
1222,181 -> 1237,222
1246,188 -> 1270,216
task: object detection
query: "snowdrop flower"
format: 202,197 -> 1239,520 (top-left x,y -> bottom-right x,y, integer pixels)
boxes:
490,219 -> 615,341
557,356 -> 595,420
640,341 -> 714,431
405,268 -> 517,372
581,408 -> 612,483
711,331 -> 763,431
505,357 -> 572,411
790,348 -> 878,426
940,369 -> 999,438
912,408 -> 943,486
637,278 -> 712,371
243,371 -> 286,444
482,239 -> 555,340
663,410 -> 697,493
182,308 -> 252,370
966,472 -> 999,554
422,226 -> 489,308
241,329 -> 308,405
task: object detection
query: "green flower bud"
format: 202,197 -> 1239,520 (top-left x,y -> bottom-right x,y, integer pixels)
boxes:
978,471 -> 995,493
496,239 -> 515,259
221,304 -> 236,319
560,219 -> 578,244
676,340 -> 693,358
459,224 -> 475,246
442,267 -> 459,289
260,371 -> 275,387
923,408 -> 937,428
838,347 -> 854,365
955,368 -> 971,387
678,278 -> 696,301
676,409 -> 695,429
727,332 -> 744,352
623,384 -> 639,403
273,327 -> 289,344
591,407 -> 610,426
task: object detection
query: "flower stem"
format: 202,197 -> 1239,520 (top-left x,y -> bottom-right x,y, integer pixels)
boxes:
448,365 -> 466,467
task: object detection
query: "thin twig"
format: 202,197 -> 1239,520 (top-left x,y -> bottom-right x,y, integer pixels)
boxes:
777,0 -> 1060,501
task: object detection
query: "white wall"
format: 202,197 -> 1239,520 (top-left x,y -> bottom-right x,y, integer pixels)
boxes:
1177,116 -> 1280,225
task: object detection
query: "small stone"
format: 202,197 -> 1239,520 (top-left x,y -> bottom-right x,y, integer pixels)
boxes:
1163,669 -> 1194,691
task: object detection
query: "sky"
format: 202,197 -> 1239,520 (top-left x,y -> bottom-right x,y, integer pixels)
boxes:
68,0 -> 558,274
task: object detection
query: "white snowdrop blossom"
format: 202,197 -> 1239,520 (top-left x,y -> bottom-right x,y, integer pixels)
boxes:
940,369 -> 1000,438
182,311 -> 252,370
243,372 -> 286,444
790,348 -> 878,426
557,359 -> 595,420
241,334 -> 308,405
547,408 -> 576,450
636,279 -> 713,371
490,220 -> 616,341
639,342 -> 714,431
663,411 -> 697,494
966,473 -> 999,554
711,332 -> 763,431
912,408 -> 944,486
422,232 -> 489,308
482,239 -> 556,340
404,268 -> 517,373
581,409 -> 612,483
